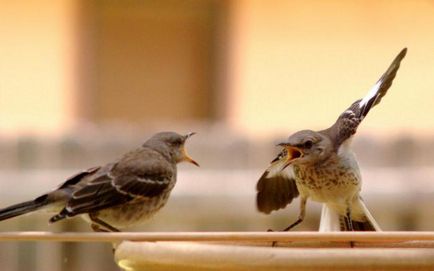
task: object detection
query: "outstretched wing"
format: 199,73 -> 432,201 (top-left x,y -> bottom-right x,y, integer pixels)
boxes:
50,148 -> 174,222
256,150 -> 299,214
325,48 -> 407,148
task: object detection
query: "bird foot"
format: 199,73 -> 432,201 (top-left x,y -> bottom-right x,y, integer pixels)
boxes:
91,223 -> 110,232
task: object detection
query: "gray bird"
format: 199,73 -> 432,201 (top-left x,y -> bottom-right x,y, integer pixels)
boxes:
257,48 -> 407,233
0,131 -> 199,232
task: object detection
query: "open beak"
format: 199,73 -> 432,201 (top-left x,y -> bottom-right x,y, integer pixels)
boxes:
277,142 -> 303,170
183,132 -> 199,167
185,132 -> 196,139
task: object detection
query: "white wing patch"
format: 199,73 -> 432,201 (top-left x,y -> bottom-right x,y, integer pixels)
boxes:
265,159 -> 294,180
359,80 -> 382,108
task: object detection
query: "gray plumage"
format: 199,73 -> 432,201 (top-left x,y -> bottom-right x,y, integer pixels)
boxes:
325,47 -> 407,148
257,48 -> 407,232
0,131 -> 198,232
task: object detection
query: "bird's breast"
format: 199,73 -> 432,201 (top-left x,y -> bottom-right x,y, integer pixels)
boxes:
94,190 -> 173,229
292,158 -> 361,203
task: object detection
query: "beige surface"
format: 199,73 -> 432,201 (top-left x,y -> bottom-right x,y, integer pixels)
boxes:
0,231 -> 433,242
115,241 -> 434,271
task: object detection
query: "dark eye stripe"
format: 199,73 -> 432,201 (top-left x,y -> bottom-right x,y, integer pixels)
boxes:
303,140 -> 313,149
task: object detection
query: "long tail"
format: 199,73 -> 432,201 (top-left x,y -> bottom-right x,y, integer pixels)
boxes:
0,194 -> 50,221
319,199 -> 381,232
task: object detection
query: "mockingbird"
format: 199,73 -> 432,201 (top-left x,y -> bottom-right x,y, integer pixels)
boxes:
257,48 -> 407,233
0,131 -> 199,232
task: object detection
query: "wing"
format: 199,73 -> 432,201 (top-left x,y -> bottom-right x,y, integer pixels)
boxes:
325,48 -> 407,147
57,166 -> 101,190
256,150 -> 299,214
50,148 -> 174,222
111,149 -> 174,198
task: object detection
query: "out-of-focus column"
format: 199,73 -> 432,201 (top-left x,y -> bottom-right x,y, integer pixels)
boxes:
0,0 -> 78,136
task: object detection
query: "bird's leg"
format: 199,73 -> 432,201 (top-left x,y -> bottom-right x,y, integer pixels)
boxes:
283,197 -> 307,231
89,213 -> 120,232
282,218 -> 303,232
271,197 -> 307,247
91,223 -> 109,232
345,206 -> 354,231
345,205 -> 355,248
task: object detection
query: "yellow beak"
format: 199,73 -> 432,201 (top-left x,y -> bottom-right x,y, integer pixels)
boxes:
182,147 -> 199,167
281,146 -> 303,170
182,132 -> 199,167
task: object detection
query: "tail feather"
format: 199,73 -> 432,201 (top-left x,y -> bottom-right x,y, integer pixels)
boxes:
319,203 -> 341,232
319,201 -> 381,232
355,198 -> 381,231
49,212 -> 67,224
338,216 -> 378,231
0,195 -> 49,221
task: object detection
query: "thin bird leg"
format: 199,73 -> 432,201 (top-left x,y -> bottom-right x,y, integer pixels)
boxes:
91,223 -> 106,232
271,197 -> 307,247
283,197 -> 307,231
345,205 -> 355,248
89,213 -> 120,232
345,206 -> 354,231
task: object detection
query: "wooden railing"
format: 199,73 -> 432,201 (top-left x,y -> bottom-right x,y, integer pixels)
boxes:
1,231 -> 433,270
0,231 -> 433,243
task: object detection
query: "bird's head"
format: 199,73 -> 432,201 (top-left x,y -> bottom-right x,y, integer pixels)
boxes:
145,132 -> 199,166
277,130 -> 332,169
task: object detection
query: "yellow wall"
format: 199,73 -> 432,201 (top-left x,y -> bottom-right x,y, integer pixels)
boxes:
2,0 -> 434,138
0,1 -> 77,136
227,0 -> 434,137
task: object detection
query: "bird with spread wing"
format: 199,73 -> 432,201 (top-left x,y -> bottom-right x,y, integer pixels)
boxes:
257,48 -> 407,234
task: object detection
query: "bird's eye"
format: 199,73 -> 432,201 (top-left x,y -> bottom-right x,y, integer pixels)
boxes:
172,139 -> 183,146
303,140 -> 313,149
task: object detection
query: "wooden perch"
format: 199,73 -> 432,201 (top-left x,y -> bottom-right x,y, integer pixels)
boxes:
0,231 -> 433,270
0,231 -> 433,243
115,241 -> 434,271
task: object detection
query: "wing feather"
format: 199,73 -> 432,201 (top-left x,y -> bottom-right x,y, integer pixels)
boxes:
256,153 -> 299,214
325,48 -> 407,147
51,147 -> 174,222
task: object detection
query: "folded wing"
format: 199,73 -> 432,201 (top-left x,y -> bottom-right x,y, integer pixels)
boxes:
50,148 -> 174,222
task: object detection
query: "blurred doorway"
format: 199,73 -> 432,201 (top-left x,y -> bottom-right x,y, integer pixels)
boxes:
76,0 -> 226,124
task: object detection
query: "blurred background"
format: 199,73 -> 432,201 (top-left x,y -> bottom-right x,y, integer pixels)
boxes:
1,0 -> 434,270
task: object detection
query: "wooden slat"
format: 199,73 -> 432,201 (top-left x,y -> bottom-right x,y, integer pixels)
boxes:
115,241 -> 434,271
0,231 -> 432,270
0,231 -> 432,243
